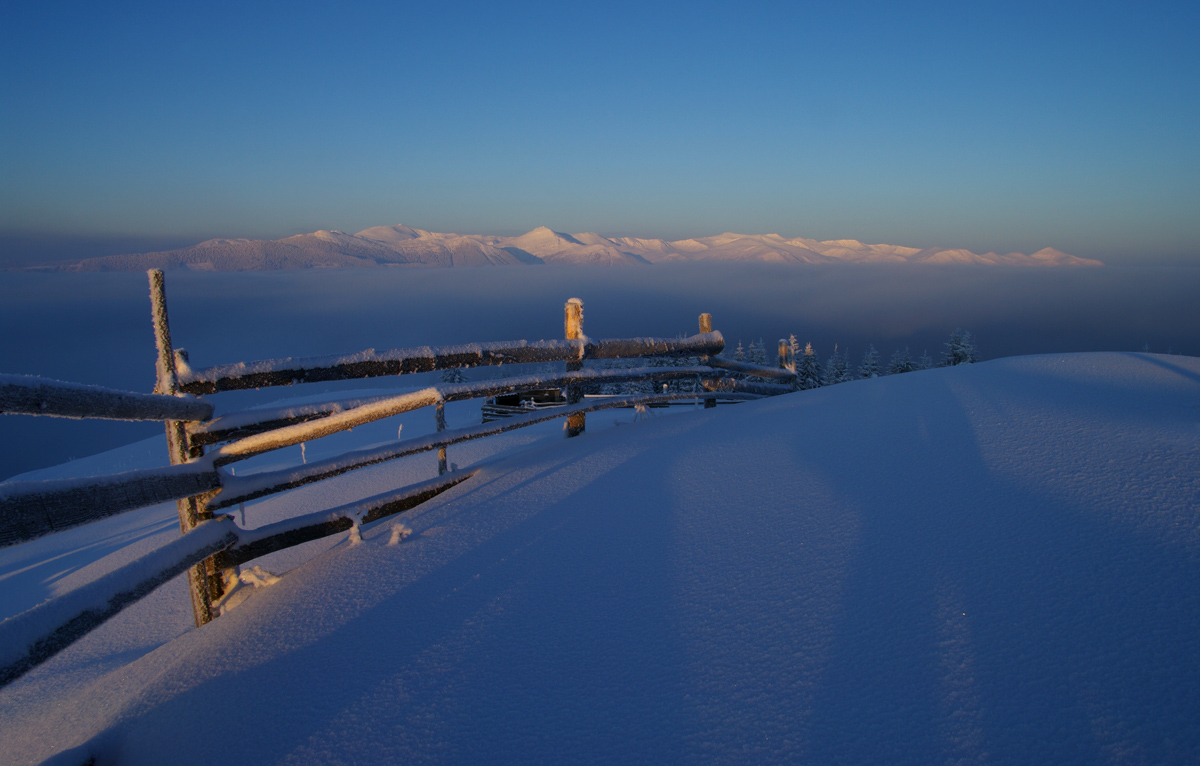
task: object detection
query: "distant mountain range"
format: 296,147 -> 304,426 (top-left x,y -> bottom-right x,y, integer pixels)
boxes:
41,225 -> 1103,271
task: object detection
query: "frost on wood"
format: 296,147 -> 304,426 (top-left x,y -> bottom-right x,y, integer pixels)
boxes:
0,467 -> 479,687
213,388 -> 442,464
211,391 -> 757,510
0,462 -> 221,547
0,374 -> 213,422
0,516 -> 239,688
148,269 -> 178,396
0,368 -> 760,548
192,367 -> 721,448
225,470 -> 477,566
707,355 -> 798,381
187,393 -> 402,445
176,333 -> 725,395
702,377 -> 795,397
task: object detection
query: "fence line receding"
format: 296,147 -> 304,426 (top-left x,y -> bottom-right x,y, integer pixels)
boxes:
0,269 -> 800,688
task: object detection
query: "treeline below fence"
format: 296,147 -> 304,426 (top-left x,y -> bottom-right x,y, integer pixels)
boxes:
727,328 -> 980,391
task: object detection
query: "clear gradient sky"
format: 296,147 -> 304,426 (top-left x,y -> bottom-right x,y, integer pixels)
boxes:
2,1 -> 1197,264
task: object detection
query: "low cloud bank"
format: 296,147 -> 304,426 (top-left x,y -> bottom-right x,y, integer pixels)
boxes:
2,264 -> 1197,477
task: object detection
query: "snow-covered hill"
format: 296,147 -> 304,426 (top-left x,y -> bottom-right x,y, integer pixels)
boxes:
49,225 -> 1103,271
1,352 -> 1196,763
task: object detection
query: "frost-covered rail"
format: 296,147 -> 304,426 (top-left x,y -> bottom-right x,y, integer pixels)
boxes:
198,366 -> 724,453
0,470 -> 475,689
177,334 -> 726,395
0,374 -> 213,422
0,270 -> 801,685
210,391 -> 759,510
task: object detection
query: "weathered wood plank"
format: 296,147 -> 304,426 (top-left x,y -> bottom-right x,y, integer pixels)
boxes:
150,268 -> 219,626
0,374 -> 213,422
0,517 -> 239,689
701,377 -> 796,397
211,391 -> 758,510
213,388 -> 442,464
227,470 -> 477,566
706,355 -> 799,381
565,298 -> 586,438
0,463 -> 220,548
177,333 -> 725,395
189,366 -> 721,446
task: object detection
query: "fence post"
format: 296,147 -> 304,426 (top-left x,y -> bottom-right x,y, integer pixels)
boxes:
779,339 -> 795,374
436,401 -> 448,475
149,270 -> 221,627
565,298 -> 585,437
700,313 -> 717,409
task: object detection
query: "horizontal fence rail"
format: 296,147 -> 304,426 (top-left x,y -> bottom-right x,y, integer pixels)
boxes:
177,333 -> 725,395
705,355 -> 799,381
0,464 -> 221,547
226,470 -> 477,566
0,370 -> 754,547
201,365 -> 724,453
0,277 -> 810,686
0,468 -> 476,689
0,374 -> 213,422
0,516 -> 239,688
209,391 -> 757,510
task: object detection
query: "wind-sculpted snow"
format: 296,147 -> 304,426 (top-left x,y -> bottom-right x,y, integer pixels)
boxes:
48,224 -> 1104,271
1,352 -> 1197,764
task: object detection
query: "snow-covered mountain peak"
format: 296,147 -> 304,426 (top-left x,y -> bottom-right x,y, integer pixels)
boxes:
52,226 -> 1103,271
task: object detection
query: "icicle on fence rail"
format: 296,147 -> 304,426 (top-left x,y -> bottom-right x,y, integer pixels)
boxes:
0,270 -> 801,687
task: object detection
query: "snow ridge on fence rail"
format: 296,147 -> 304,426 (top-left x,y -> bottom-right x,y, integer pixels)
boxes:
0,300 -> 782,684
0,366 -> 748,547
0,374 -> 213,422
0,388 -> 762,687
226,470 -> 478,566
194,365 -> 723,448
0,469 -> 476,689
210,390 -> 759,510
0,463 -> 221,547
176,333 -> 725,394
706,355 -> 799,381
0,516 -> 239,687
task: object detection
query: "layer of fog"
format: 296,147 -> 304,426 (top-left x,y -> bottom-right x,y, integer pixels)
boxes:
3,264 -> 1198,479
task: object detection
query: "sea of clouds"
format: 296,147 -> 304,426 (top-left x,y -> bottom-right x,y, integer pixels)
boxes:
3,264 -> 1198,478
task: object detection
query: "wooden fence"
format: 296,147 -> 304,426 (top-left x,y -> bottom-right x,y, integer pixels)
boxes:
0,270 -> 799,688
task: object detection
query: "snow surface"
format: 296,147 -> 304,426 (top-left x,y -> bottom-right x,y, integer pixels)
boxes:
2,353 -> 1199,764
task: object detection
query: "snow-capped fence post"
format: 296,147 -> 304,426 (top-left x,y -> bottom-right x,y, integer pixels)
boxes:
700,314 -> 717,409
436,401 -> 448,475
149,269 -> 221,627
565,298 -> 585,437
779,339 -> 795,374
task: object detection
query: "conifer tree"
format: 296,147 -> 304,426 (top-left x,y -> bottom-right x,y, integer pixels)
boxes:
941,329 -> 978,366
858,344 -> 881,379
441,367 -> 467,384
918,350 -> 934,370
887,347 -> 916,375
749,338 -> 768,367
735,341 -> 746,362
823,344 -> 851,385
797,342 -> 822,390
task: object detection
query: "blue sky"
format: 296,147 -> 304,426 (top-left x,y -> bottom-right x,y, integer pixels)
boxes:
2,0 -> 1197,263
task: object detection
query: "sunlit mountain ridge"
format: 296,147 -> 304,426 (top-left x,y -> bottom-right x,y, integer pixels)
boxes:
49,225 -> 1103,271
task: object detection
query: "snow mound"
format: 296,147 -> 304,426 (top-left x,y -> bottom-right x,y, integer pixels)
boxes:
2,352 -> 1197,764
